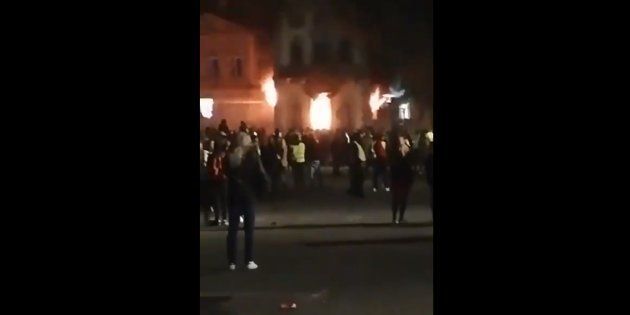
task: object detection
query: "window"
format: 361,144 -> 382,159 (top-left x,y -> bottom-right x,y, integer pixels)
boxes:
210,57 -> 220,79
313,10 -> 326,27
232,57 -> 243,77
290,38 -> 304,65
313,41 -> 331,65
287,12 -> 304,28
399,102 -> 411,120
338,39 -> 353,63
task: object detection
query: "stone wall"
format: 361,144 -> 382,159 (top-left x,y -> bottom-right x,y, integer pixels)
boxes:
274,80 -> 311,131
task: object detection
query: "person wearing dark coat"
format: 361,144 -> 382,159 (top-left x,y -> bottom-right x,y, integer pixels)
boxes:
304,129 -> 324,188
372,133 -> 390,192
225,137 -> 270,271
218,119 -> 230,135
331,129 -> 347,176
208,144 -> 229,225
425,142 -> 433,215
389,135 -> 414,224
266,129 -> 288,195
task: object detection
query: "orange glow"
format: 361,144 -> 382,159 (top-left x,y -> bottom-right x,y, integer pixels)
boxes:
310,93 -> 332,130
261,73 -> 277,107
369,87 -> 387,119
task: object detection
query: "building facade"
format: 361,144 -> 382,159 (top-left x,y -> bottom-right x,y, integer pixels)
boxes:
200,1 -> 432,134
272,0 -> 372,131
199,13 -> 274,131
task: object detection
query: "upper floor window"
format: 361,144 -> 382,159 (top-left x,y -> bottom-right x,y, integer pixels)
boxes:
290,38 -> 304,65
313,10 -> 326,27
210,57 -> 220,79
313,41 -> 331,65
338,39 -> 353,64
399,102 -> 411,120
287,12 -> 305,28
232,57 -> 243,77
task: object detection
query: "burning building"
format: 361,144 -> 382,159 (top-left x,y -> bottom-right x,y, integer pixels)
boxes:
272,0 -> 372,131
200,0 -> 432,133
199,13 -> 275,131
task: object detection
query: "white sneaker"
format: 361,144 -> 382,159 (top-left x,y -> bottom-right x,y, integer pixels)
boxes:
246,261 -> 258,270
223,219 -> 229,226
372,188 -> 378,192
240,216 -> 244,224
385,187 -> 390,192
228,263 -> 236,271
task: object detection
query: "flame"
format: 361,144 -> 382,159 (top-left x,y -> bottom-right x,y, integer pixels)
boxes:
310,93 -> 332,130
200,98 -> 214,118
261,74 -> 277,107
369,87 -> 388,119
369,86 -> 407,119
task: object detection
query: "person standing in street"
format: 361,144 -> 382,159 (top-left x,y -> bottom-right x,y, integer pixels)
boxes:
218,119 -> 230,135
331,129 -> 346,176
213,125 -> 230,155
267,129 -> 288,196
372,133 -> 390,192
304,129 -> 324,189
202,127 -> 213,153
226,135 -> 269,271
289,132 -> 306,191
389,134 -> 414,224
425,141 -> 434,216
208,144 -> 229,225
347,132 -> 366,198
360,128 -> 376,176
236,121 -> 250,147
201,139 -> 213,226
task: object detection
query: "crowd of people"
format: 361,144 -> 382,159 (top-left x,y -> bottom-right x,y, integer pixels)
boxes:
200,118 -> 434,270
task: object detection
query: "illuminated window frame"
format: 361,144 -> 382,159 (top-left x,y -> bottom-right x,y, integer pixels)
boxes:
399,102 -> 411,120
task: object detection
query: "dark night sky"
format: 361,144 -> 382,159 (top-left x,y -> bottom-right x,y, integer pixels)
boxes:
200,0 -> 432,53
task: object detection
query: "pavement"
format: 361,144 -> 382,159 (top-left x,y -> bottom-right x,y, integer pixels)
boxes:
200,166 -> 433,230
200,166 -> 433,315
200,227 -> 433,315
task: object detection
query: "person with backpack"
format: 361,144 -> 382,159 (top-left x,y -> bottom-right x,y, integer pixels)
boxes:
226,135 -> 270,271
208,143 -> 229,225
